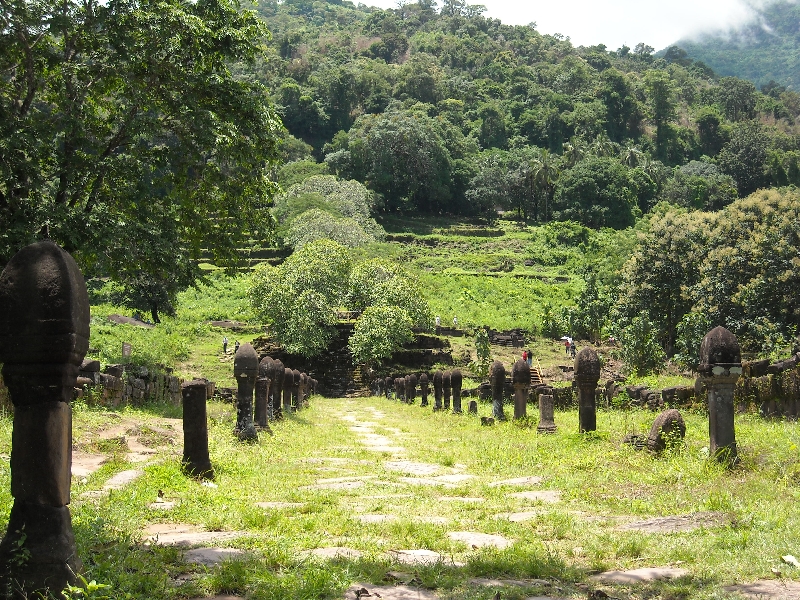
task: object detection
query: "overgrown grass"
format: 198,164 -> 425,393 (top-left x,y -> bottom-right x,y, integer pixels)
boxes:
2,396 -> 799,598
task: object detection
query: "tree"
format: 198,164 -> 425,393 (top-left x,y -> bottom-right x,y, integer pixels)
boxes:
249,240 -> 351,356
659,161 -> 737,211
552,157 -> 637,229
530,149 -> 560,222
717,121 -> 769,196
0,0 -> 281,301
349,305 -> 414,365
644,70 -> 677,162
618,311 -> 666,375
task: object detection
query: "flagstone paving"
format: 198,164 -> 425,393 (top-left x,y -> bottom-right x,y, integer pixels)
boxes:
616,511 -> 728,533
590,567 -> 689,583
343,583 -> 439,599
509,490 -> 562,503
724,580 -> 800,599
183,547 -> 245,566
448,531 -> 512,549
143,524 -> 245,546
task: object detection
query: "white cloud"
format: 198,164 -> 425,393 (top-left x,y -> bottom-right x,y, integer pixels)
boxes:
363,0 -> 761,50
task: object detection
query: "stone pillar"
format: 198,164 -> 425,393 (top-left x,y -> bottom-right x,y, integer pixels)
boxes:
0,240 -> 89,592
271,359 -> 284,421
647,409 -> 686,452
443,371 -> 452,410
299,373 -> 308,408
468,400 -> 478,414
385,376 -> 393,400
419,373 -> 429,407
451,370 -> 463,413
537,391 -> 557,434
234,343 -> 258,442
292,369 -> 301,411
182,380 -> 214,479
255,356 -> 274,429
433,371 -> 443,410
407,373 -> 417,404
490,361 -> 506,420
574,348 -> 601,433
699,326 -> 742,464
283,368 -> 293,415
512,359 -> 530,419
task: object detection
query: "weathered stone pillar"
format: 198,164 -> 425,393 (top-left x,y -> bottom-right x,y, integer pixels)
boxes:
575,348 -> 601,433
182,380 -> 214,479
385,376 -> 393,399
283,368 -> 293,415
419,373 -> 429,407
299,373 -> 308,408
393,377 -> 402,402
537,391 -> 557,434
433,371 -> 443,410
512,359 -> 530,419
271,359 -> 284,421
234,343 -> 258,442
0,240 -> 89,593
255,356 -> 274,429
408,373 -> 418,404
451,370 -> 463,413
292,369 -> 301,411
490,361 -> 506,420
699,326 -> 742,464
443,371 -> 452,410
468,400 -> 478,414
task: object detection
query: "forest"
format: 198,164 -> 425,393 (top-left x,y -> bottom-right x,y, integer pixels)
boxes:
2,0 -> 800,373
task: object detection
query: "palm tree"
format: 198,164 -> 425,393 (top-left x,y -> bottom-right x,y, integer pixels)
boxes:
531,149 -> 560,222
562,138 -> 586,168
620,143 -> 643,167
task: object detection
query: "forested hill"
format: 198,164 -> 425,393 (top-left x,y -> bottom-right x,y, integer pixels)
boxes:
245,0 -> 800,225
671,0 -> 800,91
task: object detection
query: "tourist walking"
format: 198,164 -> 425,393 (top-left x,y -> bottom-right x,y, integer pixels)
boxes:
234,340 -> 240,354
223,336 -> 228,354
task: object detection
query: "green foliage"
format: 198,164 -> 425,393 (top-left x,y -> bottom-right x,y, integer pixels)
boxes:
572,273 -> 612,343
674,311 -> 712,370
348,305 -> 414,364
249,240 -> 351,356
347,259 -> 431,328
472,327 -> 492,378
0,0 -> 282,292
618,311 -> 667,375
553,157 -> 639,229
659,161 -> 738,210
285,210 -> 376,250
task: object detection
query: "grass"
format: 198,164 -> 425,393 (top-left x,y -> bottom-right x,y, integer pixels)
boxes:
2,395 -> 800,598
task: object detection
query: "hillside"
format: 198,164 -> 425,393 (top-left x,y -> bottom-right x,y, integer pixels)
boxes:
672,0 -> 800,90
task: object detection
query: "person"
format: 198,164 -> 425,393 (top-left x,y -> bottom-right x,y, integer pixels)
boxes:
234,340 -> 240,354
526,350 -> 533,367
223,336 -> 228,354
522,349 -> 528,363
453,316 -> 458,328
570,341 -> 577,358
435,315 -> 441,328
564,338 -> 570,355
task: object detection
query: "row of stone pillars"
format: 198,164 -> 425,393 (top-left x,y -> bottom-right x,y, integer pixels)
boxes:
0,237 -> 744,596
383,370 -> 466,413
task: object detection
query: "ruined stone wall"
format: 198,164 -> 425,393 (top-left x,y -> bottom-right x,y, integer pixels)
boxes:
75,360 -> 183,408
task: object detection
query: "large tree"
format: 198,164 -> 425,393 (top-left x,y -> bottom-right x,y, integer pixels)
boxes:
0,0 -> 282,318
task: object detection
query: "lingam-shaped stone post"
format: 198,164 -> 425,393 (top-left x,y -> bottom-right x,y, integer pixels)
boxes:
490,361 -> 506,420
443,371 -> 452,410
299,373 -> 308,408
255,356 -> 274,428
182,380 -> 214,479
419,373 -> 429,407
407,373 -> 417,404
451,369 -> 463,413
537,388 -> 557,434
0,241 -> 89,592
291,369 -> 301,411
282,368 -> 293,415
699,326 -> 742,464
512,359 -> 530,419
433,371 -> 443,410
385,376 -> 393,400
575,348 -> 601,433
271,359 -> 284,420
234,343 -> 258,442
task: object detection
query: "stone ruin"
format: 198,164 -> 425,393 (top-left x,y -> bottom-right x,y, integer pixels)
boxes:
0,240 -> 88,593
575,347 -> 601,433
699,326 -> 741,464
182,380 -> 214,479
283,367 -> 294,415
442,370 -> 452,410
407,373 -> 418,404
433,370 -> 443,410
234,343 -> 259,442
489,361 -> 506,420
537,388 -> 557,434
292,369 -> 302,411
419,373 -> 429,407
512,359 -> 530,419
271,358 -> 284,420
647,409 -> 686,453
384,376 -> 393,400
451,369 -> 462,413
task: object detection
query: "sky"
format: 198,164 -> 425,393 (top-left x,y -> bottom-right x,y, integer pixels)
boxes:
363,0 -> 764,50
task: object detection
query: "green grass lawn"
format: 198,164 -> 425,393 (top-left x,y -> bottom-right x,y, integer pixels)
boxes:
3,395 -> 799,598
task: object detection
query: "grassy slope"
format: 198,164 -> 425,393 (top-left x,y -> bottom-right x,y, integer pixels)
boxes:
2,396 -> 799,598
